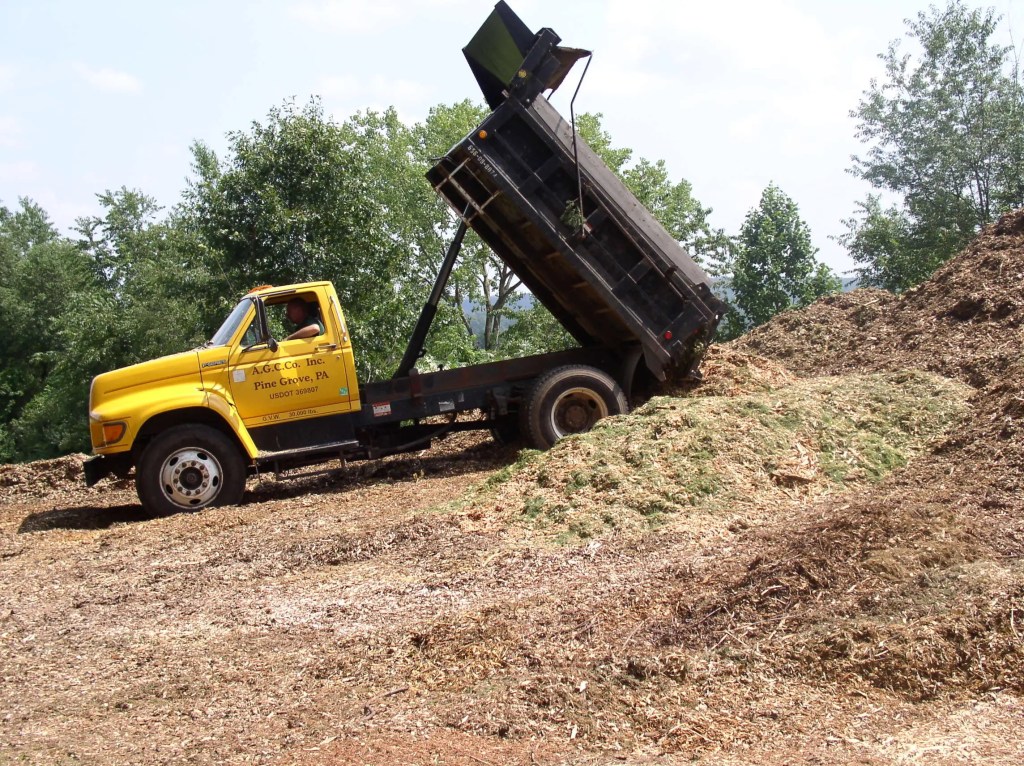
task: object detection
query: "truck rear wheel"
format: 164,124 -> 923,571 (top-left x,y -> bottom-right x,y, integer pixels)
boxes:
519,365 -> 628,450
136,425 -> 246,517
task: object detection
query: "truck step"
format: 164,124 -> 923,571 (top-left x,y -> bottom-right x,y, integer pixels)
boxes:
256,440 -> 360,462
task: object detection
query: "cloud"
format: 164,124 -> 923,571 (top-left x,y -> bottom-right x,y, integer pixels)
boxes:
0,116 -> 21,148
318,73 -> 427,102
74,63 -> 142,93
595,3 -> 879,157
290,0 -> 405,33
582,0 -> 893,272
601,1 -> 851,100
316,74 -> 361,99
290,0 -> 478,33
0,160 -> 38,183
317,73 -> 433,123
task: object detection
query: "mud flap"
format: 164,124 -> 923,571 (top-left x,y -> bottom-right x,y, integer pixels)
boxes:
83,454 -> 132,487
83,455 -> 109,486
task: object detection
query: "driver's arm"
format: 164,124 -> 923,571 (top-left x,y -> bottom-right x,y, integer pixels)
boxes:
285,324 -> 320,341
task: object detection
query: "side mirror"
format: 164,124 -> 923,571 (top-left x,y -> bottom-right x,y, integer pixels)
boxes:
254,298 -> 279,353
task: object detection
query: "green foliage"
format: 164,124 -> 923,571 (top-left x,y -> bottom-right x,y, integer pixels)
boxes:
75,189 -> 217,358
0,198 -> 58,253
182,99 -> 417,380
836,195 -> 950,292
847,0 -> 1024,289
0,190 -> 222,461
496,298 -> 576,357
414,100 -> 527,358
184,99 -> 370,289
0,199 -> 102,459
574,113 -> 631,173
727,184 -> 841,335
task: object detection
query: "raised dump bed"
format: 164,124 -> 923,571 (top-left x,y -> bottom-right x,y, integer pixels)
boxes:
427,96 -> 724,380
427,42 -> 725,380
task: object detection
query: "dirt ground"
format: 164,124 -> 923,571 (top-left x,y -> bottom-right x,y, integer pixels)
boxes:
2,211 -> 1024,765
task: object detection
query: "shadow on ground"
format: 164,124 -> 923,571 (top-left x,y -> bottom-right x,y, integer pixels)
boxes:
16,440 -> 516,533
18,503 -> 149,533
245,440 -> 517,503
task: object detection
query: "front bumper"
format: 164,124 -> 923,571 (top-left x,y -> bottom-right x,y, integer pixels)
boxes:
83,453 -> 133,487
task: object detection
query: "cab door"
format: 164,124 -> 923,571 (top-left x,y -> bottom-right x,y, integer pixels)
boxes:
227,297 -> 358,431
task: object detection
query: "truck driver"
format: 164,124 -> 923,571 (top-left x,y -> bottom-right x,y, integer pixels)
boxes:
284,297 -> 325,341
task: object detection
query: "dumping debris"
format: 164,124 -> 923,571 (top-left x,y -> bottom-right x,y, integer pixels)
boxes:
472,367 -> 969,542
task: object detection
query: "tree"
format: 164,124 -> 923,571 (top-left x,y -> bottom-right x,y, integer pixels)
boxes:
0,198 -> 106,459
847,1 -> 1024,288
184,99 -> 374,290
182,99 -> 425,380
73,188 -> 218,361
413,101 -> 520,358
836,195 -> 941,292
729,184 -> 841,333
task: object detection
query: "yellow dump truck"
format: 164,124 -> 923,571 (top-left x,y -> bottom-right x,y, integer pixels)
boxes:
83,2 -> 725,516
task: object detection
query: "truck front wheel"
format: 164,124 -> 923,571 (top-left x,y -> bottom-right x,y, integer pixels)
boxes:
136,425 -> 246,517
520,365 -> 628,450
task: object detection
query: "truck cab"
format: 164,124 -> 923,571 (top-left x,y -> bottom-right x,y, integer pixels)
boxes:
86,282 -> 363,513
205,283 -> 362,451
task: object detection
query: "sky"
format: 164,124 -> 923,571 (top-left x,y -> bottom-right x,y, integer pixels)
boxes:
2,0 -> 1023,275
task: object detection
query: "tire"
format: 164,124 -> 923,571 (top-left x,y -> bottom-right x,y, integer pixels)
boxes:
519,365 -> 628,450
489,414 -> 521,446
136,424 -> 246,517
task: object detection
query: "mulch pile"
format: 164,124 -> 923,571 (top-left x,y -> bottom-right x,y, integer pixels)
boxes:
737,208 -> 1024,390
647,209 -> 1024,700
475,368 -> 968,542
734,207 -> 1024,503
0,454 -> 104,500
341,210 -> 1024,754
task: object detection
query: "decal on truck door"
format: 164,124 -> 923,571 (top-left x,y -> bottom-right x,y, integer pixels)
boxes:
249,357 -> 332,401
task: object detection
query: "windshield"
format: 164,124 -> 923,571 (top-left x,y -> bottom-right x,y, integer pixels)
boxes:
208,299 -> 254,347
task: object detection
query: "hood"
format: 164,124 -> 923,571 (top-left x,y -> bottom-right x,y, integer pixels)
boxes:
91,350 -> 201,400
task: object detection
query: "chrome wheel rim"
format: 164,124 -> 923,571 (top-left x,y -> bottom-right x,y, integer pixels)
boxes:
549,387 -> 609,438
159,447 -> 223,509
